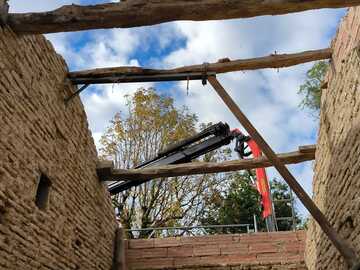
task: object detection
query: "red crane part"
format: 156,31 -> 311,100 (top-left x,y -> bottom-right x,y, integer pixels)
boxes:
247,139 -> 273,219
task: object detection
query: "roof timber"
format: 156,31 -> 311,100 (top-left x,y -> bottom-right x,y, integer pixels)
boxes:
69,48 -> 332,83
97,145 -> 316,182
6,1 -> 360,34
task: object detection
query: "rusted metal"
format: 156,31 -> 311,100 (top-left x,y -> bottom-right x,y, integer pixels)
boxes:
208,75 -> 359,268
64,84 -> 90,104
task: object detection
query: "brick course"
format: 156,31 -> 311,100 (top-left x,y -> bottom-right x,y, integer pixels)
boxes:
0,27 -> 117,269
126,231 -> 307,270
305,7 -> 360,270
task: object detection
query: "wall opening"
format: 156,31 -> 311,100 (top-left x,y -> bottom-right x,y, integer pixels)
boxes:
35,173 -> 52,210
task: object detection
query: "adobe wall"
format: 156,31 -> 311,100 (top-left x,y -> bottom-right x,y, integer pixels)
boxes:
0,27 -> 117,269
126,231 -> 307,270
305,7 -> 360,270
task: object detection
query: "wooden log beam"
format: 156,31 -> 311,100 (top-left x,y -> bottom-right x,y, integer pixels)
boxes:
69,48 -> 332,82
98,145 -> 316,181
7,1 -> 360,34
207,76 -> 358,267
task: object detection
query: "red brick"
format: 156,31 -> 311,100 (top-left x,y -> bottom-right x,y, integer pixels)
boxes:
154,237 -> 181,247
269,231 -> 298,241
256,252 -> 283,264
283,242 -> 301,253
167,246 -> 193,257
128,258 -> 174,270
249,243 -> 279,254
174,256 -> 203,267
227,254 -> 257,265
193,244 -> 220,256
200,255 -> 229,266
237,233 -> 272,244
220,243 -> 248,255
180,234 -> 233,246
129,239 -> 154,249
127,247 -> 167,260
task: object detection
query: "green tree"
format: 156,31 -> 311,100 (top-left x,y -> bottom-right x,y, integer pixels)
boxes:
271,179 -> 301,231
298,60 -> 329,115
99,88 -> 228,238
202,173 -> 301,233
201,171 -> 265,233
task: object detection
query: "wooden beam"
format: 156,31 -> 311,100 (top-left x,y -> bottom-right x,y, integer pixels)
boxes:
69,48 -> 332,82
98,145 -> 315,181
97,160 -> 114,180
7,1 -> 360,34
207,76 -> 358,268
0,0 -> 9,25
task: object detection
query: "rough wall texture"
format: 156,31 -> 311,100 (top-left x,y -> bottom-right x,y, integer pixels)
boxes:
126,231 -> 307,270
305,7 -> 360,270
0,27 -> 117,269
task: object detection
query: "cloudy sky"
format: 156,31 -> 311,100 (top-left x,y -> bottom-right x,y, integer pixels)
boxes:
10,1 -> 346,217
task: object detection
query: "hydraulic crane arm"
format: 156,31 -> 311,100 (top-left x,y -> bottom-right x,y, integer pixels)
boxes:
108,122 -> 249,195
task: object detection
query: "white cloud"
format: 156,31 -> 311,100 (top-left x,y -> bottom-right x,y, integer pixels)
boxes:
9,0 -> 81,13
158,9 -> 345,217
10,0 -> 346,216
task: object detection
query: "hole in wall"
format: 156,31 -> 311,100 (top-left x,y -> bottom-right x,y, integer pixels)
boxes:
345,216 -> 354,229
75,239 -> 82,247
35,173 -> 52,210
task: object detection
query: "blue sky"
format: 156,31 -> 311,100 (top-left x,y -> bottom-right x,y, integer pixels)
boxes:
10,1 -> 347,217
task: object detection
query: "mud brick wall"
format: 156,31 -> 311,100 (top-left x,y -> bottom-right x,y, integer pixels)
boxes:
126,231 -> 307,270
0,27 -> 117,269
305,7 -> 360,270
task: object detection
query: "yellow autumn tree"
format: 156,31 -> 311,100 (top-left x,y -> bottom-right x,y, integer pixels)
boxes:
99,88 -> 229,238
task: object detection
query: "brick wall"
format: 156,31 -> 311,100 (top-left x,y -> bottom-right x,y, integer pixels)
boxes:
305,7 -> 360,270
126,231 -> 307,269
0,27 -> 117,269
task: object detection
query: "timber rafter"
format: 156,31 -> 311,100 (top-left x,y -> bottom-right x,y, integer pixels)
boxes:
6,0 -> 360,34
97,145 -> 315,182
69,48 -> 332,84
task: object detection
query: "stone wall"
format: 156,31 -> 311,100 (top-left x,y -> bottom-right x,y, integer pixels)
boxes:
305,7 -> 360,270
0,27 -> 117,269
126,231 -> 307,270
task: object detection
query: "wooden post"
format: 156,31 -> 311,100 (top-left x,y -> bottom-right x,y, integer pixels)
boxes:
208,76 -> 359,268
112,227 -> 127,270
0,0 -> 9,25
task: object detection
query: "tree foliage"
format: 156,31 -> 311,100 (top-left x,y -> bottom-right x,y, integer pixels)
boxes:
271,179 -> 301,231
298,60 -> 329,115
201,173 -> 301,233
99,88 -> 229,238
201,171 -> 264,233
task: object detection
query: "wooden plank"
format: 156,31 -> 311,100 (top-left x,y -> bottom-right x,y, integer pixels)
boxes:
98,145 -> 315,181
112,227 -> 127,270
7,1 -> 360,34
97,160 -> 114,180
69,48 -> 331,81
299,144 -> 317,154
0,0 -> 9,25
207,76 -> 358,268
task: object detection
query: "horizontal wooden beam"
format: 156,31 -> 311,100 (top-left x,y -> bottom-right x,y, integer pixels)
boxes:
98,145 -> 316,182
7,1 -> 360,34
69,48 -> 331,82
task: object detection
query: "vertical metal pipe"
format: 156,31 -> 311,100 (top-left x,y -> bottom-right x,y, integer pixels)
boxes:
208,76 -> 358,268
253,215 -> 258,233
